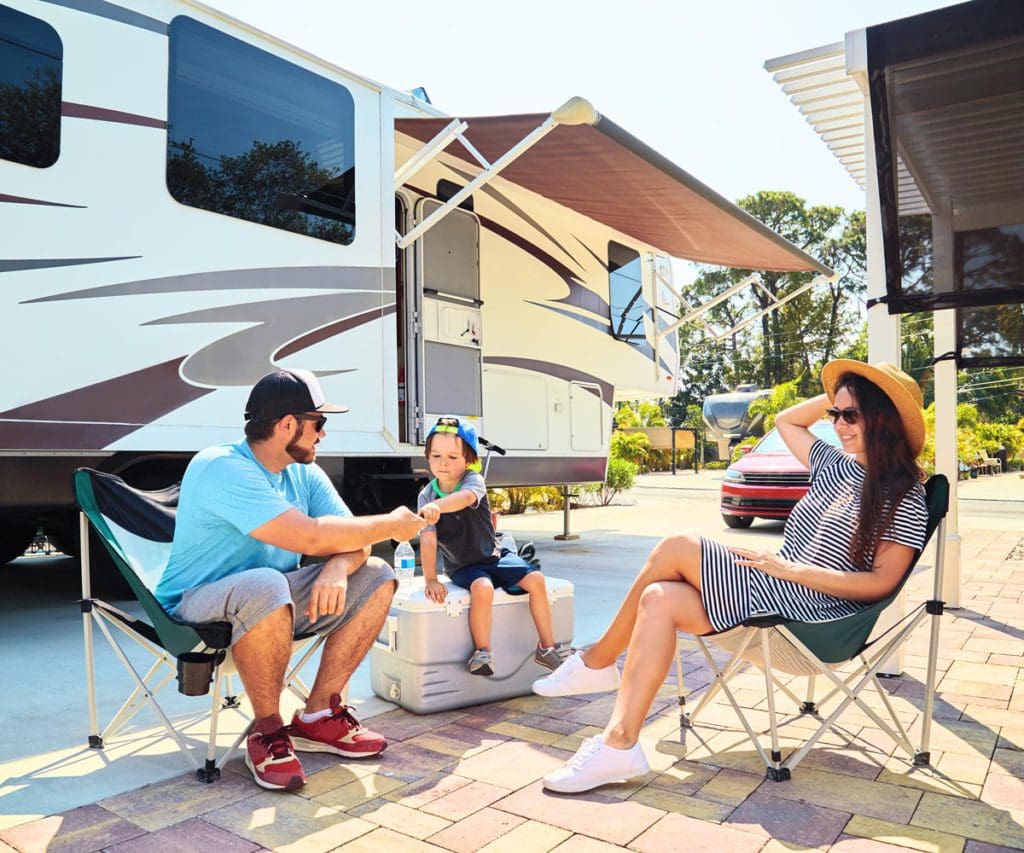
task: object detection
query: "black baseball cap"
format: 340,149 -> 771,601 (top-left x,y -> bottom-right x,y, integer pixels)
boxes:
244,369 -> 349,421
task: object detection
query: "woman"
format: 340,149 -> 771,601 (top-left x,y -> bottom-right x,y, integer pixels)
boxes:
536,360 -> 929,793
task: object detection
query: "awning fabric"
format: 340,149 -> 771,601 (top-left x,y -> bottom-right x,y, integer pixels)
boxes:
396,113 -> 832,276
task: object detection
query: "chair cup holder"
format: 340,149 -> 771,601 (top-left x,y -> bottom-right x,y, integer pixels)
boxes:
177,652 -> 220,696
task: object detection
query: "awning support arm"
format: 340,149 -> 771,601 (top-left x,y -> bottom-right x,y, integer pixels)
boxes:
394,118 -> 468,191
395,96 -> 599,251
397,116 -> 559,250
656,274 -> 760,340
709,277 -> 824,341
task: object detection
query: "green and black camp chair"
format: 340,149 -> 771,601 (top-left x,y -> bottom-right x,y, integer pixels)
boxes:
675,474 -> 949,780
75,468 -> 326,782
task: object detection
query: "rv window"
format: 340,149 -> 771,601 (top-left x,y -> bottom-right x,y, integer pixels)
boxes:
0,5 -> 62,168
608,242 -> 648,341
166,17 -> 355,244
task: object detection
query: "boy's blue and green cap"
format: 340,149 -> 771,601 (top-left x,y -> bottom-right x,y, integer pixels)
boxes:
427,415 -> 479,454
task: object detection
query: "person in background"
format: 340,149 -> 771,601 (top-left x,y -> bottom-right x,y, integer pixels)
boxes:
416,416 -> 568,676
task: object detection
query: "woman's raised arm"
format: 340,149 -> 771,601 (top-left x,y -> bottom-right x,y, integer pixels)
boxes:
773,393 -> 830,469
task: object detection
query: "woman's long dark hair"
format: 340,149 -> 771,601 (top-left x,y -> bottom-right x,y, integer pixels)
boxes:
835,372 -> 924,568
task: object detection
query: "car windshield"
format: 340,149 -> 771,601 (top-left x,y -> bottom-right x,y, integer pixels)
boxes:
753,421 -> 840,454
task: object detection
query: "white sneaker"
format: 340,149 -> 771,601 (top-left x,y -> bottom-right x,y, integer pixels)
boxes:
532,650 -> 620,697
543,735 -> 650,793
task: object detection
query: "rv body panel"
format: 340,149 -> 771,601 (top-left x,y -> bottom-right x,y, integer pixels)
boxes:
0,0 -> 680,545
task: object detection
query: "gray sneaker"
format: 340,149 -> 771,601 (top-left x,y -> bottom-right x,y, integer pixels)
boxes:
534,642 -> 570,671
468,649 -> 494,676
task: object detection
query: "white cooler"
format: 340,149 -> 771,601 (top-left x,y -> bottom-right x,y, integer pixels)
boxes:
369,575 -> 574,714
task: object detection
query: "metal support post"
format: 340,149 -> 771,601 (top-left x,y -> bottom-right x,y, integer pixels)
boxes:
553,485 -> 579,541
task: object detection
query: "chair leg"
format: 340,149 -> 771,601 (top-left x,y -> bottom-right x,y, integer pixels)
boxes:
801,674 -> 817,714
675,638 -> 686,721
198,668 -> 224,783
80,513 -> 103,749
760,631 -> 788,781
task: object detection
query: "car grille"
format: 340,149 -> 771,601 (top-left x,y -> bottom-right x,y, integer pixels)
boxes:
739,472 -> 810,486
722,496 -> 799,509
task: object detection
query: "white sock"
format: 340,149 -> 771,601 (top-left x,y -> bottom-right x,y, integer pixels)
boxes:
299,706 -> 333,724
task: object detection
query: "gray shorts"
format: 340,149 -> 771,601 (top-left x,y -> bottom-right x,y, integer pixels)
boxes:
172,556 -> 396,645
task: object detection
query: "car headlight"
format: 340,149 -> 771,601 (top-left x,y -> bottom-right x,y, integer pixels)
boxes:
723,468 -> 745,483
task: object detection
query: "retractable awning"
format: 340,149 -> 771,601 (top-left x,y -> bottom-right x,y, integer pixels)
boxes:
395,109 -> 832,276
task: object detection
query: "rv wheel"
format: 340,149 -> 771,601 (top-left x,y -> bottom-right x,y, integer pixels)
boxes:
722,514 -> 754,529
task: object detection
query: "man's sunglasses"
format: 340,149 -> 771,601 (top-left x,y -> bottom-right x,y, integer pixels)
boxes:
292,413 -> 328,432
826,407 -> 861,425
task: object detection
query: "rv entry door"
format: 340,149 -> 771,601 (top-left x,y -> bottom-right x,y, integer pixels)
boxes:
411,198 -> 482,443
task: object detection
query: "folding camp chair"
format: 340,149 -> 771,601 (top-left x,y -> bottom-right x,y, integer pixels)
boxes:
75,468 -> 327,782
675,474 -> 949,781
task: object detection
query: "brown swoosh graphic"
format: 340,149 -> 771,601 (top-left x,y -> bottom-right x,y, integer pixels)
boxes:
0,357 -> 212,450
62,101 -> 166,129
0,193 -> 85,208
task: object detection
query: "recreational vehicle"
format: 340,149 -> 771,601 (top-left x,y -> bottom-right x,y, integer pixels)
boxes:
0,0 -> 830,568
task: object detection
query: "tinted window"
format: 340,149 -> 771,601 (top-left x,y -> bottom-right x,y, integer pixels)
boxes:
608,241 -> 648,341
166,16 -> 355,243
0,5 -> 61,168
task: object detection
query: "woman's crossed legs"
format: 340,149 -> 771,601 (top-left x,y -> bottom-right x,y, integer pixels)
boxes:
538,533 -> 716,793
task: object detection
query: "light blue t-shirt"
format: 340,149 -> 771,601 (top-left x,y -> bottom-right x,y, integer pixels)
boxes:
154,439 -> 350,611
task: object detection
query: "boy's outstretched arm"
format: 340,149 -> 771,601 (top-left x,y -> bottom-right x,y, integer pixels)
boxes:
419,529 -> 447,603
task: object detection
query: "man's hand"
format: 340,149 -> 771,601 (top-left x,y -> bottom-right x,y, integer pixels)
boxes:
418,501 -> 441,525
307,559 -> 348,624
390,506 -> 427,540
424,578 -> 447,603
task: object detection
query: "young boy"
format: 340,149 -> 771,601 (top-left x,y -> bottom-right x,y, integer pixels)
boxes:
417,416 -> 567,676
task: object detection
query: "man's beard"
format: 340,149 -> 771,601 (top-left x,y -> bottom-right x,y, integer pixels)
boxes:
286,421 -> 316,464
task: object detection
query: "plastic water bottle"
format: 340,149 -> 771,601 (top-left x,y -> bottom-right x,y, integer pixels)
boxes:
394,540 -> 415,586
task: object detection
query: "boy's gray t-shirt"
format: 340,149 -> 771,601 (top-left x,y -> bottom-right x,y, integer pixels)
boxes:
417,471 -> 500,572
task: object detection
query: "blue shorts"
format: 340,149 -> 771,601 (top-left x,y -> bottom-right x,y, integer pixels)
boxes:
449,551 -> 538,595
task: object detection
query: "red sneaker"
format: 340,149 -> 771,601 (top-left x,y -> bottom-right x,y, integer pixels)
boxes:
289,694 -> 387,758
245,717 -> 305,791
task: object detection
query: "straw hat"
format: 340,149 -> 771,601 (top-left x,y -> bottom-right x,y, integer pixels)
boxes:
820,360 -> 926,456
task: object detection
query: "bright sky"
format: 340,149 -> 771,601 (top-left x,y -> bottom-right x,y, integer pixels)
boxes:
209,0 -> 958,215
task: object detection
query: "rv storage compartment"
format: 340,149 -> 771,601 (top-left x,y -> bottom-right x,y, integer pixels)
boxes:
370,576 -> 574,714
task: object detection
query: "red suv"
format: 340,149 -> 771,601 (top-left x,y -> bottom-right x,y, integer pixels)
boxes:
720,421 -> 841,529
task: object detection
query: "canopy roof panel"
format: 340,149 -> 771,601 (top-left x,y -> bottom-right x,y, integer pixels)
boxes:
395,113 -> 832,276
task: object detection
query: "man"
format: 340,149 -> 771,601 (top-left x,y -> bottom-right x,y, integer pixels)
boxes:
155,368 -> 425,791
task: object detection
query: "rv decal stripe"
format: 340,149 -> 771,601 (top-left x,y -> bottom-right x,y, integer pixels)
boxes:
484,357 -> 613,405
0,357 -> 212,450
25,265 -> 383,303
527,301 -> 611,334
62,102 -> 166,129
277,304 -> 397,359
0,193 -> 85,208
41,0 -> 168,35
148,291 -> 388,387
3,257 -> 138,274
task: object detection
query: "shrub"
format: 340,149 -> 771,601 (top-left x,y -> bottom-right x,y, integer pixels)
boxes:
599,457 -> 638,505
610,431 -> 651,469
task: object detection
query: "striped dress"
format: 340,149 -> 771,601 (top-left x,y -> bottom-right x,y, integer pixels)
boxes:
700,439 -> 928,633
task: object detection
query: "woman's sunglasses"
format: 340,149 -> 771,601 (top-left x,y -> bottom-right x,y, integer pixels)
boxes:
826,407 -> 861,425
